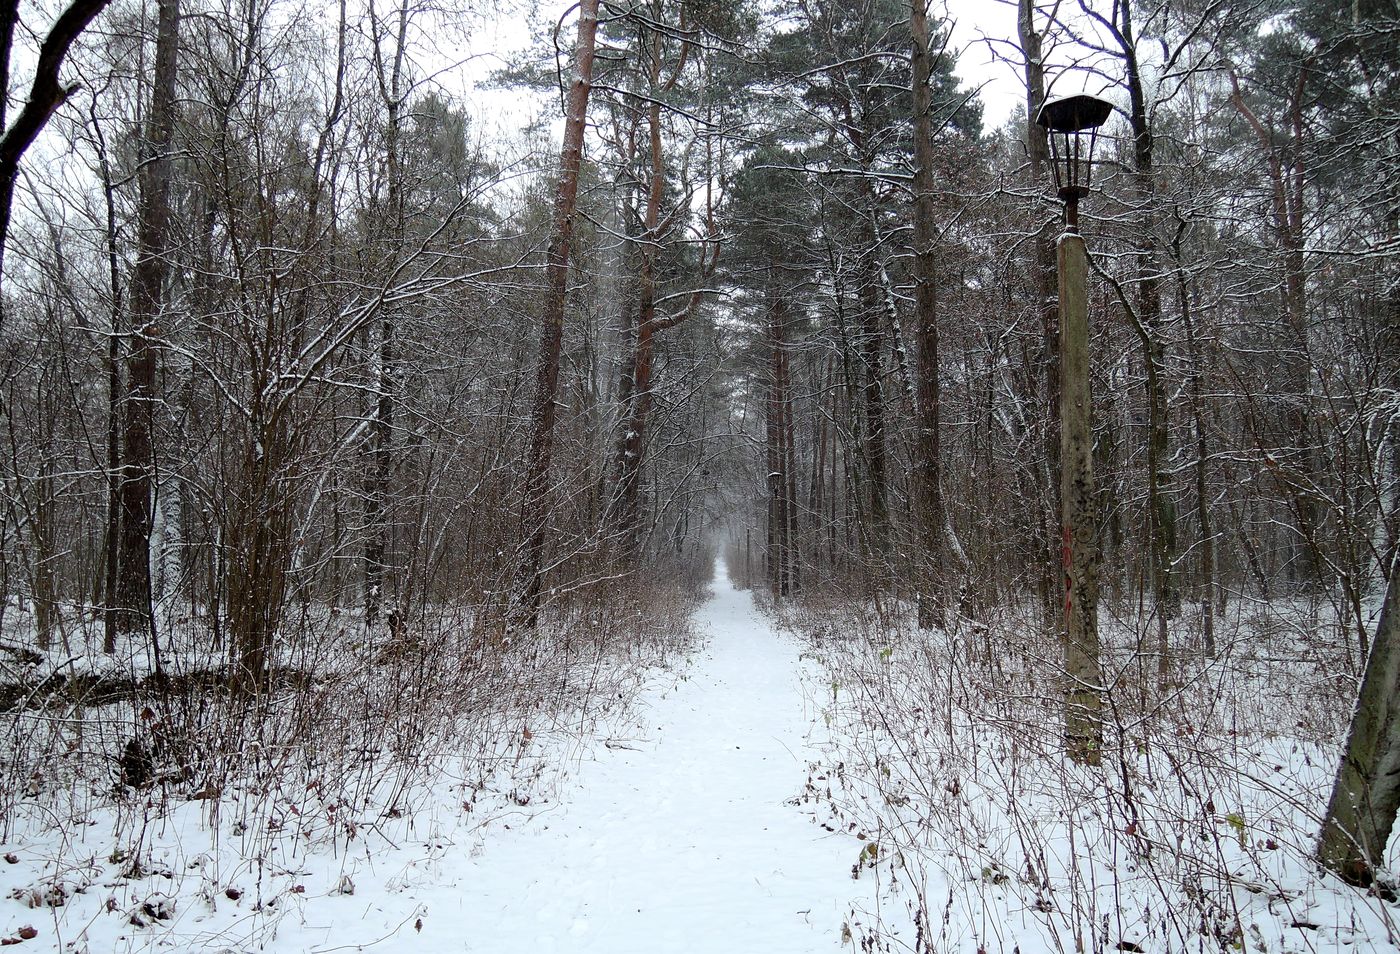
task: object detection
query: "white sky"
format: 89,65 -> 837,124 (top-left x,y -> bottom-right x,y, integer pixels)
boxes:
450,1 -> 1033,153
941,0 -> 1029,130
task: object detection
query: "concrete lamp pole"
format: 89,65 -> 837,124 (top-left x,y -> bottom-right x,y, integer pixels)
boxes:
1036,93 -> 1113,766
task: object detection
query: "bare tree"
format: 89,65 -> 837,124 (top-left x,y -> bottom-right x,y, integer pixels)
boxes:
909,0 -> 946,626
0,0 -> 113,285
114,0 -> 179,648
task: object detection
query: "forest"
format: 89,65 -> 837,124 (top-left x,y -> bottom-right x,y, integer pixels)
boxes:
0,0 -> 1397,951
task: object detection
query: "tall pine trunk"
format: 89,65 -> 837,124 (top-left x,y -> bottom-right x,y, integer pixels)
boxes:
514,0 -> 600,628
611,90 -> 664,558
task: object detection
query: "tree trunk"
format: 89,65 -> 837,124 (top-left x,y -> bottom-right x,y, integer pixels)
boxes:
780,304 -> 799,594
767,290 -> 798,597
611,89 -> 664,558
1018,0 -> 1061,626
1318,564 -> 1400,884
90,104 -> 124,655
364,0 -> 410,629
514,0 -> 601,628
31,460 -> 57,650
364,315 -> 394,626
910,0 -> 945,628
809,357 -> 831,546
115,0 -> 179,640
1118,0 -> 1178,686
858,237 -> 888,563
766,333 -> 781,595
227,425 -> 292,695
1175,228 -> 1217,658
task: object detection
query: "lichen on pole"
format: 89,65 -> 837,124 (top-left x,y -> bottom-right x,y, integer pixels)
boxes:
1059,231 -> 1102,765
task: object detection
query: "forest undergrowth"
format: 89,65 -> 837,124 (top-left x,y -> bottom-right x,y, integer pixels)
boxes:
0,563 -> 708,951
780,588 -> 1398,954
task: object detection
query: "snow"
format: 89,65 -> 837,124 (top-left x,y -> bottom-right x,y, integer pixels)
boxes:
2,563 -> 862,952
383,562 -> 859,953
789,597 -> 1400,953
14,563 -> 1386,953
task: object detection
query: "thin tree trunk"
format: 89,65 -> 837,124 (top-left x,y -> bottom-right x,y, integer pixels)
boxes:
1174,227 -> 1217,657
31,460 -> 56,650
830,254 -> 867,559
1019,0 -> 1061,626
858,240 -> 888,562
1117,0 -> 1178,686
364,315 -> 394,626
910,0 -> 945,626
766,328 -> 781,595
364,0 -> 410,629
89,103 -> 123,655
514,0 -> 601,628
780,306 -> 799,594
809,357 -> 831,538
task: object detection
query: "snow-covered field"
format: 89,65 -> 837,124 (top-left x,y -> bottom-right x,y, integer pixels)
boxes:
2,565 -> 872,952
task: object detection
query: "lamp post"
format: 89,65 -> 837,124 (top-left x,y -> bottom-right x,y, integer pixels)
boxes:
1036,93 -> 1113,766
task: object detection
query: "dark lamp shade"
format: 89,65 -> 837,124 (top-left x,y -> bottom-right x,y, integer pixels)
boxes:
1035,94 -> 1114,133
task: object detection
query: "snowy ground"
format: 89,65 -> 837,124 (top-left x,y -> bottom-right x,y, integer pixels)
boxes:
3,563 -> 864,952
395,562 -> 861,954
784,592 -> 1400,953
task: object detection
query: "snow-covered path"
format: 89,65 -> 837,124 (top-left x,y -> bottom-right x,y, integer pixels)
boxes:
435,561 -> 856,953
1,562 -> 858,954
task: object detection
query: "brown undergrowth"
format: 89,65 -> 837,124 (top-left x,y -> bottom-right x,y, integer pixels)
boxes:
778,589 -> 1396,954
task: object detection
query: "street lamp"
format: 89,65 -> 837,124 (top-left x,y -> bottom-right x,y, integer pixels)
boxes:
1037,91 -> 1113,766
1036,93 -> 1114,232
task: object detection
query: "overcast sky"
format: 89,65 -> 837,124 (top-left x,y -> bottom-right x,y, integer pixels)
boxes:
454,2 -> 1035,154
941,0 -> 1027,130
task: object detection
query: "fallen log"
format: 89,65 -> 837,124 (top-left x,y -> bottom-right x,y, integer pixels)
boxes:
0,665 -> 312,712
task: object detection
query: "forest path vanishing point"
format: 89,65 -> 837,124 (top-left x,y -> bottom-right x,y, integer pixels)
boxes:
444,560 -> 856,953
